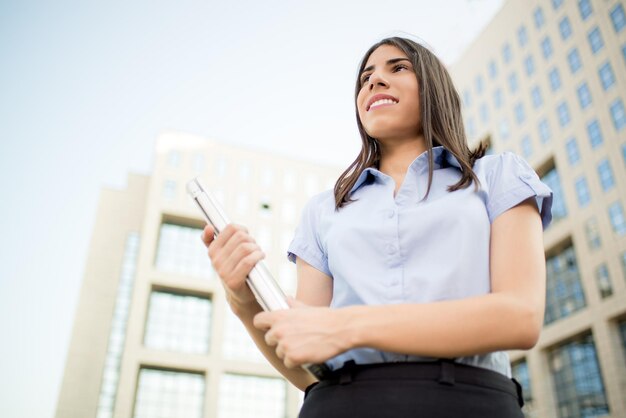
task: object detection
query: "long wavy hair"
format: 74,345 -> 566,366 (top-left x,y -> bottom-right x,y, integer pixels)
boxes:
333,37 -> 487,210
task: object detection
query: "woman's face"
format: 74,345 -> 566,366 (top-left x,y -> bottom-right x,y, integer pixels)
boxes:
356,45 -> 421,142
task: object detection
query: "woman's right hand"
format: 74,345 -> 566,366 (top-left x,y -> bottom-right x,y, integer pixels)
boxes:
201,224 -> 265,315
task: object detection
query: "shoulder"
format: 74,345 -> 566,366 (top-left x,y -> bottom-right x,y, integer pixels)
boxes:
472,151 -> 530,178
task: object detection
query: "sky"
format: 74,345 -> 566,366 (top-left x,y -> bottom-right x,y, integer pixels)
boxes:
0,0 -> 504,416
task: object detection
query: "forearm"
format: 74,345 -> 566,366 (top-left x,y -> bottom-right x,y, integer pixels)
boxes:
343,293 -> 542,358
235,303 -> 318,391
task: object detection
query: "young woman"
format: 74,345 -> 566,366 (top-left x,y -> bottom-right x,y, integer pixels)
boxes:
201,37 -> 553,417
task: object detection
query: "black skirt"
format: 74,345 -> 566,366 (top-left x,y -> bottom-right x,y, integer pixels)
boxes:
299,360 -> 525,418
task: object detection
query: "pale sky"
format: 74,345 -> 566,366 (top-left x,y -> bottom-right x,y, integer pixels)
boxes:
0,0 -> 504,416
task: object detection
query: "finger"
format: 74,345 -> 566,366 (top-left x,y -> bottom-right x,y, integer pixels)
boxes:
275,344 -> 285,359
253,311 -> 272,331
220,243 -> 261,284
201,224 -> 215,246
286,296 -> 308,309
231,249 -> 265,281
212,230 -> 255,275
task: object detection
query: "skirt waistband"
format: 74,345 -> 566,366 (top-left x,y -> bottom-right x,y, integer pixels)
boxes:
317,360 -> 524,407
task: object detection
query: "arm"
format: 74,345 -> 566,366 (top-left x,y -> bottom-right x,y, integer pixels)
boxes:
256,198 -> 546,364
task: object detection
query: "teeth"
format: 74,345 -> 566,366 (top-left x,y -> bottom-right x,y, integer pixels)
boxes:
370,98 -> 397,109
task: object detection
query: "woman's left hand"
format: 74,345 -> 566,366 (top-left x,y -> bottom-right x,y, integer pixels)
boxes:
253,298 -> 351,368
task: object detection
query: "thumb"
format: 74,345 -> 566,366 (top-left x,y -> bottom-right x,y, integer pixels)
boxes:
287,296 -> 308,309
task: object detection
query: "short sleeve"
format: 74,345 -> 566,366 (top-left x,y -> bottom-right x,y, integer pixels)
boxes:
286,193 -> 331,276
486,152 -> 554,229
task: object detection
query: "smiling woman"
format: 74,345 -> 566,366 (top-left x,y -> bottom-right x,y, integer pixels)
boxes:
202,36 -> 553,418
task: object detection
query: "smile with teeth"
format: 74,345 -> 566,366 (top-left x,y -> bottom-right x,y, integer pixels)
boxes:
368,98 -> 398,111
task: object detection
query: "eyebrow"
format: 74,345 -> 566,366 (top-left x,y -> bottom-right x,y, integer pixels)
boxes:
360,58 -> 412,77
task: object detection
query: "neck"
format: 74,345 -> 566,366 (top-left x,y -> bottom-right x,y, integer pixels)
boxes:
378,136 -> 427,178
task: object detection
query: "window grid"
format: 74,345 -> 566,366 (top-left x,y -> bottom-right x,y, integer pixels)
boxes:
480,102 -> 489,123
222,309 -> 267,363
567,48 -> 582,74
155,223 -> 213,279
610,99 -> 626,131
541,36 -> 553,60
545,246 -> 585,325
549,68 -> 562,91
493,88 -> 503,109
595,264 -> 613,298
499,118 -> 511,140
475,75 -> 484,94
96,232 -> 140,418
578,0 -> 593,21
566,138 -> 580,165
621,252 -> 626,282
521,136 -> 532,158
539,119 -> 551,143
508,72 -> 519,93
588,27 -> 604,54
518,26 -> 528,47
620,320 -> 626,364
488,60 -> 497,79
534,7 -> 545,28
557,102 -> 571,127
515,102 -> 525,124
144,291 -> 212,354
597,159 -> 615,191
611,4 -> 625,33
503,43 -> 512,63
559,16 -> 572,40
542,168 -> 567,223
218,374 -> 286,418
598,62 -> 615,90
587,120 -> 603,149
133,368 -> 205,418
575,177 -> 591,207
577,82 -> 592,109
585,217 -> 602,250
608,202 -> 626,235
548,333 -> 609,418
524,55 -> 535,76
531,86 -> 543,109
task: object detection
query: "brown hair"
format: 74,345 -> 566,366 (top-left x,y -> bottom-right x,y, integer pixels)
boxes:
334,36 -> 487,210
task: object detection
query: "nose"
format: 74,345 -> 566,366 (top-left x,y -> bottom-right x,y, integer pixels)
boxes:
368,72 -> 389,90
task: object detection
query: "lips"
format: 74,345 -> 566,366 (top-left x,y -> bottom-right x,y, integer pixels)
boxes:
366,94 -> 399,111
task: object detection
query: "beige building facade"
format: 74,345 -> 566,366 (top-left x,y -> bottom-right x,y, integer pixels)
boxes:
55,131 -> 341,418
450,0 -> 626,417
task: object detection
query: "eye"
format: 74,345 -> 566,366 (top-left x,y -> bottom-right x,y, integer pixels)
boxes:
393,64 -> 409,72
360,74 -> 371,85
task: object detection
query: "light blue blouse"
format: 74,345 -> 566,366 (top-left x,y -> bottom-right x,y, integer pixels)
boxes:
287,146 -> 553,377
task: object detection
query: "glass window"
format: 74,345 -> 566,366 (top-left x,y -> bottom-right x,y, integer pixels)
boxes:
97,233 -> 140,418
167,151 -> 180,168
578,0 -> 593,21
597,159 -> 615,191
534,7 -> 545,28
488,60 -> 497,79
539,118 -> 551,143
552,0 -> 563,10
619,319 -> 626,363
559,16 -> 572,40
548,333 -> 609,418
283,169 -> 297,192
598,62 -> 615,90
191,153 -> 204,173
585,217 -> 602,249
531,86 -> 543,109
502,43 -> 512,63
521,136 -> 532,158
514,102 -> 525,125
133,368 -> 204,418
236,194 -> 249,215
493,88 -> 503,109
595,264 -> 613,298
524,55 -> 535,76
567,48 -> 582,74
511,360 -> 533,404
162,180 -> 176,200
541,36 -> 553,59
611,4 -> 626,33
576,82 -> 592,109
557,102 -> 571,127
587,119 -> 603,148
542,168 -> 567,223
623,143 -> 626,166
155,223 -> 213,279
261,167 -> 273,187
475,75 -> 484,94
517,26 -> 528,47
566,138 -> 580,165
549,67 -> 562,91
608,201 -> 626,235
144,291 -> 211,354
222,309 -> 266,362
588,27 -> 604,54
621,252 -> 626,281
239,161 -> 251,182
610,99 -> 626,131
480,102 -> 489,123
575,177 -> 591,207
623,44 -> 626,64
508,72 -> 519,93
259,195 -> 272,218
499,118 -> 510,140
545,245 -> 585,324
218,374 -> 286,418
463,90 -> 471,107
466,117 -> 476,138
215,156 -> 227,178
